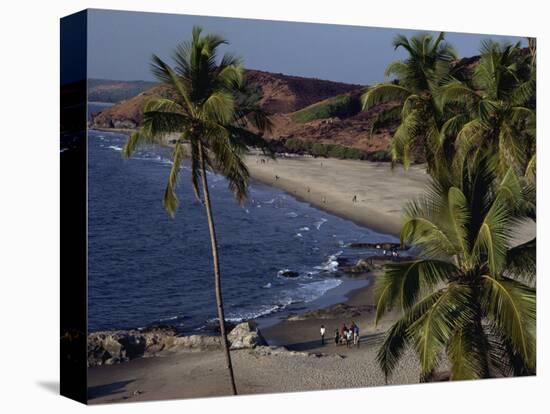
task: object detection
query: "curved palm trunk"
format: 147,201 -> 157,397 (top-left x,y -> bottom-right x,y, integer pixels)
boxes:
198,142 -> 238,395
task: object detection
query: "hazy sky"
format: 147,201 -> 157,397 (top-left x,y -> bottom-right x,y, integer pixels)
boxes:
87,9 -> 525,85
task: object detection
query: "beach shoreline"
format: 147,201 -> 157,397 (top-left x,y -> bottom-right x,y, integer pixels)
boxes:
90,128 -> 536,241
87,269 -> 422,404
246,153 -> 429,236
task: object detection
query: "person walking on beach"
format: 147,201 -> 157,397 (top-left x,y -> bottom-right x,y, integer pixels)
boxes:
334,328 -> 340,346
346,328 -> 353,348
320,325 -> 326,345
340,323 -> 347,346
354,324 -> 360,347
352,194 -> 357,203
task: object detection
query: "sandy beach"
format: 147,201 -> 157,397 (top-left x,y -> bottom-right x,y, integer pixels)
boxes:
87,270 -> 422,404
246,154 -> 428,236
246,153 -> 535,243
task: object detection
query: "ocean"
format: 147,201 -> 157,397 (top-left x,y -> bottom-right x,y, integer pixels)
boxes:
87,104 -> 397,334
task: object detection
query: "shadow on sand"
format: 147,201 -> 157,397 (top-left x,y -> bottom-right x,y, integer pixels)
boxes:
88,380 -> 135,400
283,333 -> 384,352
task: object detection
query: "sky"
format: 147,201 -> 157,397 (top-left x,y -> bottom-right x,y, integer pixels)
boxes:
87,9 -> 526,85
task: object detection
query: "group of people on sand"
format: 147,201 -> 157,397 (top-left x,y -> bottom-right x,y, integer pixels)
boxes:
319,322 -> 360,348
382,248 -> 400,259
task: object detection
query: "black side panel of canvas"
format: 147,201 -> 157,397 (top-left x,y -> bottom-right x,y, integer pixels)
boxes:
60,10 -> 88,404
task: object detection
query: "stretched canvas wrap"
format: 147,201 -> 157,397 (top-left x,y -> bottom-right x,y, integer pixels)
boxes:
60,8 -> 537,404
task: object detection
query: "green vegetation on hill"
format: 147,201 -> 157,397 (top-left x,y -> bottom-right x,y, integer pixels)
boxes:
291,93 -> 362,123
282,137 -> 385,160
88,79 -> 158,103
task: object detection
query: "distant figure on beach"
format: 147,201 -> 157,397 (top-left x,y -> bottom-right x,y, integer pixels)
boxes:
275,175 -> 279,180
355,325 -> 360,347
352,195 -> 357,203
334,329 -> 340,346
340,323 -> 347,345
346,328 -> 353,348
307,186 -> 310,193
391,248 -> 399,261
320,325 -> 326,345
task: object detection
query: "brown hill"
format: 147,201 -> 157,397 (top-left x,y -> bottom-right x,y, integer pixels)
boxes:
88,70 -> 398,158
245,69 -> 362,113
90,84 -> 172,129
90,70 -> 363,129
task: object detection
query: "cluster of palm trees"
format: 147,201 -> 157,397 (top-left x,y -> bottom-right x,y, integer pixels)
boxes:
122,26 -> 536,392
364,33 -> 536,381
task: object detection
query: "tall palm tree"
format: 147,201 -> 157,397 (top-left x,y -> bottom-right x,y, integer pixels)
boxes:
374,155 -> 536,381
361,32 -> 458,173
122,26 -> 271,395
437,41 -> 536,180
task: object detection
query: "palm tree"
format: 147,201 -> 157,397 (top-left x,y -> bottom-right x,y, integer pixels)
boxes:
374,155 -> 535,381
437,41 -> 536,180
122,26 -> 271,395
361,32 -> 458,173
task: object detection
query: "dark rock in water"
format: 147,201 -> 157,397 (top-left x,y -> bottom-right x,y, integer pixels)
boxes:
348,242 -> 409,250
278,269 -> 300,278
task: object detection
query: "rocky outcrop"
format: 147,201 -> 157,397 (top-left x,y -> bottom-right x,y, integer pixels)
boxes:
340,258 -> 371,274
88,322 -> 267,367
228,321 -> 266,350
87,326 -> 179,366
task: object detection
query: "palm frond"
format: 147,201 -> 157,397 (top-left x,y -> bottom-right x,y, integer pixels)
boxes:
202,90 -> 235,124
448,321 -> 489,380
369,105 -> 401,137
384,60 -> 409,79
447,186 -> 471,256
472,198 -> 511,275
505,238 -> 536,285
481,275 -> 536,368
361,84 -> 411,111
150,54 -> 194,113
122,129 -> 159,159
204,124 -> 250,204
141,98 -> 190,136
377,288 -> 447,381
407,283 -> 473,378
163,141 -> 186,217
375,259 -> 458,322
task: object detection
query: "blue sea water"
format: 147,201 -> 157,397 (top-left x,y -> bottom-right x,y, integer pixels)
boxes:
87,105 -> 397,333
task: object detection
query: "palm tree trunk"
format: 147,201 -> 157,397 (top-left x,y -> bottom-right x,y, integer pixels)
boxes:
198,142 -> 238,395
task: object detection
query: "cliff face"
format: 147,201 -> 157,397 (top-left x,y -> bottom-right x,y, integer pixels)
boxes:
90,84 -> 173,129
89,69 -> 395,155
